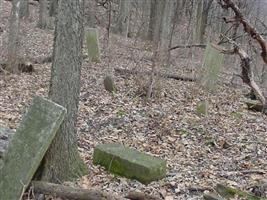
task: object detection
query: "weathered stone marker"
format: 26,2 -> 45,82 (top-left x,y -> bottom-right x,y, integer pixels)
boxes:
93,143 -> 166,184
196,100 -> 208,116
0,96 -> 66,200
86,28 -> 101,63
104,75 -> 116,93
199,42 -> 224,92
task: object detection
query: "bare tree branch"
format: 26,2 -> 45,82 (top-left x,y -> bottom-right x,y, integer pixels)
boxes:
218,0 -> 267,64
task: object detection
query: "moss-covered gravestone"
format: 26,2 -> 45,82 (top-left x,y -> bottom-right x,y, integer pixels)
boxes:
196,100 -> 208,116
86,28 -> 101,63
199,42 -> 224,92
93,143 -> 166,184
0,96 -> 66,200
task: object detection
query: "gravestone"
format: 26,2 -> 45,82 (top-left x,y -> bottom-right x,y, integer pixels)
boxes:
0,96 -> 66,200
93,143 -> 166,184
196,100 -> 208,116
86,28 -> 101,63
199,42 -> 224,92
104,75 -> 116,93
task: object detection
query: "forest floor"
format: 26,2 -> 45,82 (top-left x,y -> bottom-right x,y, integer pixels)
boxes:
0,1 -> 266,200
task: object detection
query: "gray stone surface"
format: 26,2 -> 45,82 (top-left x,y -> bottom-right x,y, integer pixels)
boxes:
93,143 -> 166,184
199,42 -> 224,92
0,96 -> 66,200
86,28 -> 101,63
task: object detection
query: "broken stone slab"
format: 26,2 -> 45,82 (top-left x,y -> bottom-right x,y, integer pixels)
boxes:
86,28 -> 101,63
93,143 -> 166,184
0,96 -> 66,200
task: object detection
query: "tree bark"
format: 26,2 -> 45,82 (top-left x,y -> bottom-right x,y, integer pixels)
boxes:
19,0 -> 29,18
38,0 -> 88,183
37,0 -> 49,29
49,0 -> 58,17
7,0 -> 21,73
115,0 -> 130,38
31,181 -> 124,200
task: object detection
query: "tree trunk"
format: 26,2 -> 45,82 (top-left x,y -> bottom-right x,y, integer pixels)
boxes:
199,0 -> 213,43
38,0 -> 88,183
115,0 -> 130,38
7,0 -> 21,73
19,0 -> 29,18
49,0 -> 58,17
147,0 -> 157,41
37,0 -> 49,29
193,0 -> 204,43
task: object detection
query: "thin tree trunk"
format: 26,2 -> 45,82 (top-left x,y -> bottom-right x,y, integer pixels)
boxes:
49,0 -> 58,17
7,0 -> 21,73
39,0 -> 88,182
19,0 -> 29,18
115,0 -> 130,38
37,0 -> 49,29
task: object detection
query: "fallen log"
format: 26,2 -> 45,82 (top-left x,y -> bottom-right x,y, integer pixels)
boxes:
31,181 -> 125,200
114,68 -> 196,82
169,44 -> 206,51
125,191 -> 161,200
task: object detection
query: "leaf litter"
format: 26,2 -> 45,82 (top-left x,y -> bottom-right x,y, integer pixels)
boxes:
0,1 -> 266,200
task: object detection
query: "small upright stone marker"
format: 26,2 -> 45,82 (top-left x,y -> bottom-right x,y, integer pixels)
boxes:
196,100 -> 208,116
0,96 -> 66,200
86,28 -> 101,63
199,42 -> 224,92
93,143 -> 166,184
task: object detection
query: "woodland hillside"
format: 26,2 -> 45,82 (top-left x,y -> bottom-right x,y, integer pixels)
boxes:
0,0 -> 266,200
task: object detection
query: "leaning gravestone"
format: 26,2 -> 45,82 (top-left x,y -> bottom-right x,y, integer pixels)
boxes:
86,28 -> 101,63
199,42 -> 224,92
0,96 -> 66,200
93,143 -> 166,184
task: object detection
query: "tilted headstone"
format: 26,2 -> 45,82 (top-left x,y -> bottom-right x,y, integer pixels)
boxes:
199,42 -> 224,92
93,143 -> 166,184
0,96 -> 66,200
86,28 -> 101,63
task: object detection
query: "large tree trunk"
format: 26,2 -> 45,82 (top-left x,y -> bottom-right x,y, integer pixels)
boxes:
38,0 -> 88,182
7,0 -> 21,73
37,0 -> 49,29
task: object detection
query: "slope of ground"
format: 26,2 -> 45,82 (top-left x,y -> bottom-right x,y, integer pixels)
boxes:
0,1 -> 266,200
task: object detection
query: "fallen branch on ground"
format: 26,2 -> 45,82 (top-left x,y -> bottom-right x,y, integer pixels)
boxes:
169,44 -> 206,51
125,191 -> 161,200
114,68 -> 196,82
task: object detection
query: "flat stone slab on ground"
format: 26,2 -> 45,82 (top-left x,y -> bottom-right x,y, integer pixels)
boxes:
93,143 -> 166,184
0,96 -> 66,200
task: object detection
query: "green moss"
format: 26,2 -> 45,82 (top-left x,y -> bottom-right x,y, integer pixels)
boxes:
196,100 -> 208,116
86,28 -> 101,63
93,143 -> 166,184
